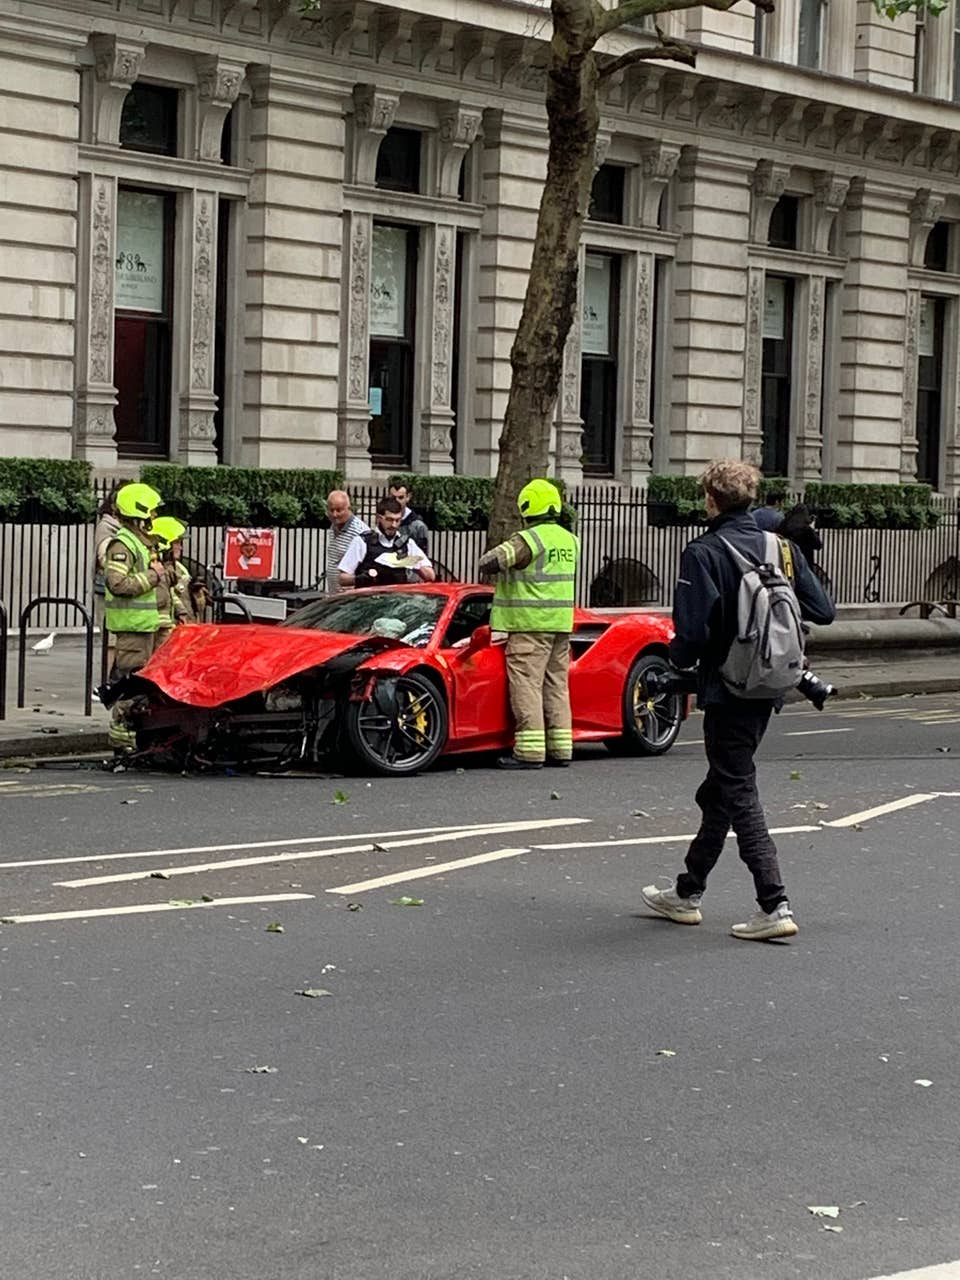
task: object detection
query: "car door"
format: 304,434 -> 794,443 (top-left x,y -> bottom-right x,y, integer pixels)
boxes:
440,595 -> 510,748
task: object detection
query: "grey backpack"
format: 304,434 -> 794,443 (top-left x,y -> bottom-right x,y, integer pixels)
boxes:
718,532 -> 805,700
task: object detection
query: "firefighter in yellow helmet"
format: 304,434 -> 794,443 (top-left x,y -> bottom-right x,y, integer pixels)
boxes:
478,480 -> 580,769
150,515 -> 191,643
104,483 -> 170,751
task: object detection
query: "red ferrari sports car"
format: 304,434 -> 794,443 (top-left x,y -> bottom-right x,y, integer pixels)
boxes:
123,583 -> 687,775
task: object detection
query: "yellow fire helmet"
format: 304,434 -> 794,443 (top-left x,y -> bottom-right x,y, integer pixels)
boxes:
517,478 -> 562,520
151,515 -> 186,550
116,482 -> 162,521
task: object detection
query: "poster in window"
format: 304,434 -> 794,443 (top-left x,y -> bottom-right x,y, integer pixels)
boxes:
582,254 -> 612,356
763,277 -> 787,340
918,296 -> 936,358
370,225 -> 408,338
115,190 -> 166,313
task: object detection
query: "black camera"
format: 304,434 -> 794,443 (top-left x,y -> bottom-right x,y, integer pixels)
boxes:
796,668 -> 836,712
642,667 -> 697,698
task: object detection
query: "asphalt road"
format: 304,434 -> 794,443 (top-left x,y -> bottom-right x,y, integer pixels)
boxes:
1,693 -> 959,1280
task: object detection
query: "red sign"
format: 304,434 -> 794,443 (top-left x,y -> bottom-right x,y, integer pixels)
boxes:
224,527 -> 277,580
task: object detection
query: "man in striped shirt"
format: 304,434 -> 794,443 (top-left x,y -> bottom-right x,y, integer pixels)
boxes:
325,491 -> 369,594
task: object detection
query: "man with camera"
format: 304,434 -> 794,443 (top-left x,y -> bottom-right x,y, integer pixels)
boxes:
642,460 -> 835,941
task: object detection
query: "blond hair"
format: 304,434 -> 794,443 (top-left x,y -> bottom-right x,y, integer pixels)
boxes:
700,460 -> 760,513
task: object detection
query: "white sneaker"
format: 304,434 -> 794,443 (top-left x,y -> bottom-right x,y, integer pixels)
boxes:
731,902 -> 798,941
641,882 -> 702,926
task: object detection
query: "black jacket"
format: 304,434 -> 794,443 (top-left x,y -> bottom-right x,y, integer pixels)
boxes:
669,510 -> 837,707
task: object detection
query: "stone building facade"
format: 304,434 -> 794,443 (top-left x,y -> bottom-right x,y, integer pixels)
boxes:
2,0 -> 960,490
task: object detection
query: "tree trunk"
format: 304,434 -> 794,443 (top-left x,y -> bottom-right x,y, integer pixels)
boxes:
487,4 -> 600,547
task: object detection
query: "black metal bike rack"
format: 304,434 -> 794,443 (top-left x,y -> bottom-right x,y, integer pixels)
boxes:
18,597 -> 94,717
0,599 -> 8,722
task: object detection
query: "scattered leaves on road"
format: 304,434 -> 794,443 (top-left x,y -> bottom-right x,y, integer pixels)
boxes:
914,1079 -> 933,1087
244,1066 -> 278,1074
150,870 -> 171,880
265,922 -> 284,933
296,988 -> 332,999
391,896 -> 424,907
372,843 -> 387,852
168,898 -> 199,908
121,798 -> 138,805
347,902 -> 363,912
633,809 -> 651,819
789,770 -> 802,781
550,791 -> 561,800
201,894 -> 215,903
656,1049 -> 677,1058
807,1206 -> 840,1219
822,1224 -> 843,1233
332,790 -> 349,805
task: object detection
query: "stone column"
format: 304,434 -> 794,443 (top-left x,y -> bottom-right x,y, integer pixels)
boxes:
670,149 -> 754,471
901,286 -> 922,484
337,212 -> 373,477
836,179 -> 913,482
554,244 -> 586,485
244,67 -> 348,470
418,222 -> 457,474
473,109 -> 548,476
742,263 -> 765,467
824,0 -> 856,77
620,251 -> 656,484
795,274 -> 826,481
74,36 -> 146,465
74,174 -> 120,467
177,190 -> 219,464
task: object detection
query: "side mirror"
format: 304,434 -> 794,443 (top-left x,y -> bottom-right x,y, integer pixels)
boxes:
463,624 -> 492,655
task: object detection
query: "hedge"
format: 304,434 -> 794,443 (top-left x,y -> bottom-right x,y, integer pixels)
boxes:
141,464 -> 344,527
804,482 -> 940,530
0,458 -> 95,523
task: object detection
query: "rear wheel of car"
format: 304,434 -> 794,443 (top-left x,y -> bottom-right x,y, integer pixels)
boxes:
344,671 -> 449,776
605,652 -> 683,757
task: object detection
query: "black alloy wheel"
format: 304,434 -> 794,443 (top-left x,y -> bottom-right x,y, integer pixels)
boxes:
344,671 -> 448,775
605,652 -> 683,757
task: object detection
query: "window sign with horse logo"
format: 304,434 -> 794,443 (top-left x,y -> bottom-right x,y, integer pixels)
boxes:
115,189 -> 165,313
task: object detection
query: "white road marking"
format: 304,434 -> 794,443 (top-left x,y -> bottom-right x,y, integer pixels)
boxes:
55,819 -> 588,889
536,824 -> 819,851
676,738 -> 705,746
783,727 -> 854,737
0,893 -> 314,926
327,848 -> 531,895
825,794 -> 940,828
0,819 -> 588,872
864,1262 -> 960,1279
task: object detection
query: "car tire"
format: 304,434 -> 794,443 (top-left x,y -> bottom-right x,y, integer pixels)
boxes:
605,652 -> 683,757
344,670 -> 449,776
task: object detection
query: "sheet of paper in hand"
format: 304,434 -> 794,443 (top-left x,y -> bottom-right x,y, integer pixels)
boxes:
375,551 -> 421,568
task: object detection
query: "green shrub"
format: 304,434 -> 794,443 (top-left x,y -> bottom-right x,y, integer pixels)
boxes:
0,458 -> 94,523
141,464 -> 343,527
805,482 -> 939,529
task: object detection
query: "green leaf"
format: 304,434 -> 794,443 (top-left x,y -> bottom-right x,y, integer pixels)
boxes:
332,790 -> 349,805
390,896 -> 424,907
790,770 -> 802,781
265,922 -> 284,933
296,987 -> 333,998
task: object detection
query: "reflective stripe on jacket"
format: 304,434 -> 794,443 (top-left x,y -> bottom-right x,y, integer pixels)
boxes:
104,526 -> 160,634
489,522 -> 579,633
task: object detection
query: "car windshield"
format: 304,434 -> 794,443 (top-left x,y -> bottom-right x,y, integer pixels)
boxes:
283,591 -> 446,648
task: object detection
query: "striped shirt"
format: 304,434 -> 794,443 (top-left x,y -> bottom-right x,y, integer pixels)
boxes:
325,514 -> 369,593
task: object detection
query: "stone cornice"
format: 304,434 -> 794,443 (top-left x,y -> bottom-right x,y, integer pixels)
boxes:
747,246 -> 847,279
78,142 -> 252,195
343,183 -> 484,227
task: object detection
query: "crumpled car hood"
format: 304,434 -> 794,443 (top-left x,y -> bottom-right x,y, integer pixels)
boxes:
137,623 -> 392,709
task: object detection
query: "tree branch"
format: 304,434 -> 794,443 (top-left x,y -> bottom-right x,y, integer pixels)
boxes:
598,35 -> 697,79
598,0 -> 775,39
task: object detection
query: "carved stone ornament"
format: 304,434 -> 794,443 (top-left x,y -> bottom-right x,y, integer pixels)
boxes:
812,171 -> 850,254
432,228 -> 454,407
742,266 -> 764,458
92,33 -> 145,86
593,131 -> 612,174
909,187 -> 947,267
351,85 -> 399,185
347,216 -> 370,403
797,276 -> 825,480
192,197 -> 215,389
901,287 -> 921,480
750,159 -> 791,244
639,141 -> 681,227
197,55 -> 244,106
89,179 -> 114,386
437,103 -> 482,197
186,408 -> 217,443
633,254 -> 653,423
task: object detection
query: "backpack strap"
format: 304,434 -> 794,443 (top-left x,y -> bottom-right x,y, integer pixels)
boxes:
775,535 -> 795,584
717,535 -> 756,574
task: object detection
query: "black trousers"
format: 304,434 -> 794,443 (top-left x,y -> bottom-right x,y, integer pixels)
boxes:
675,702 -> 788,913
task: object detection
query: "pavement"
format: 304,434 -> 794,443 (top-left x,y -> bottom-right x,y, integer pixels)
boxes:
1,695 -> 960,1279
2,631 -> 959,760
